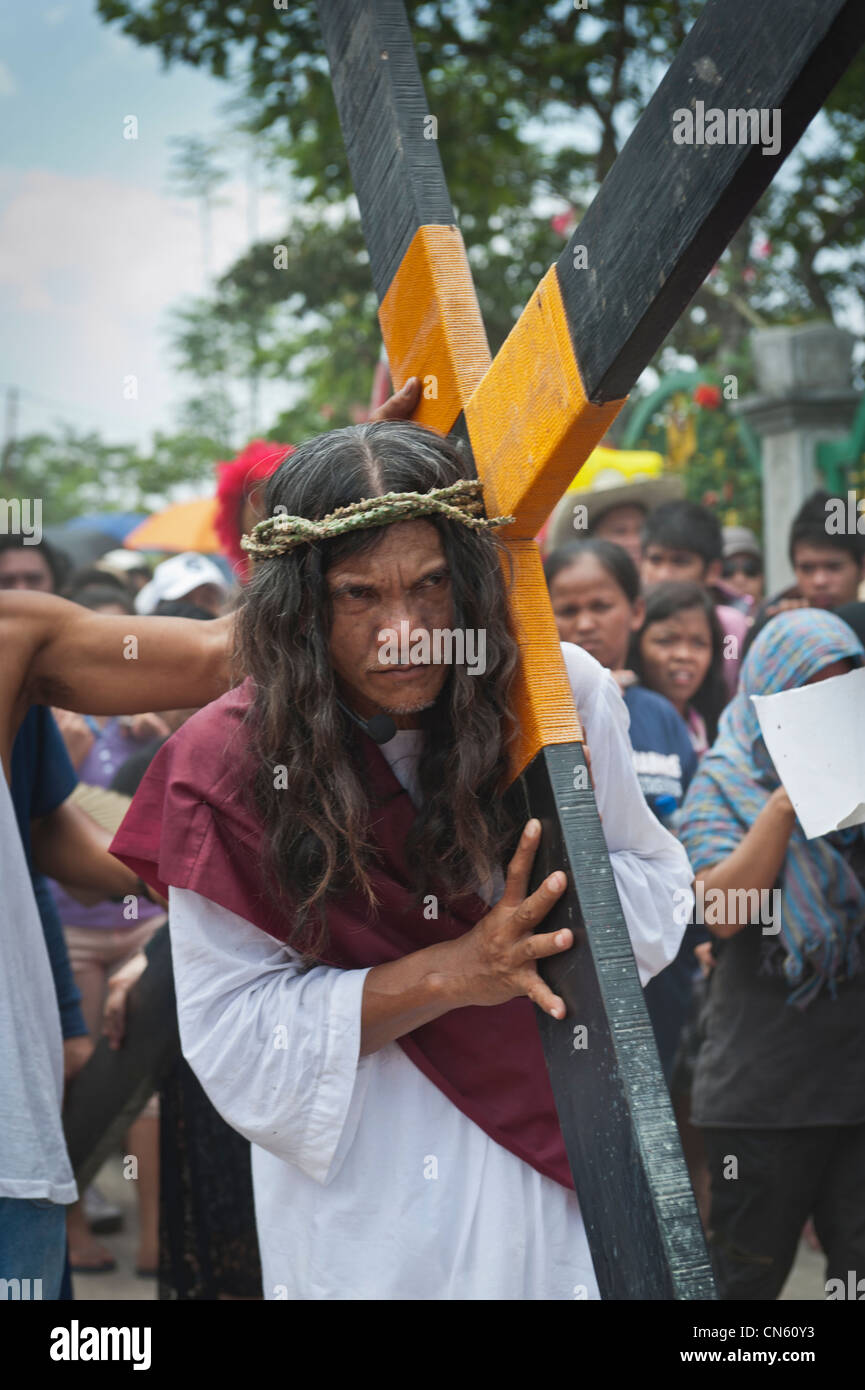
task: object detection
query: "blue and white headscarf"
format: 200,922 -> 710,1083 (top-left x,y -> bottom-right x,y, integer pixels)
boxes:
680,608 -> 865,1007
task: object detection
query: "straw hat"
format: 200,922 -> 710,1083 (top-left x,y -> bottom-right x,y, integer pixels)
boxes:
546,447 -> 683,551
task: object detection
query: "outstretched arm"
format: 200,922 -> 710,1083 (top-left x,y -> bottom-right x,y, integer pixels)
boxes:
25,595 -> 234,713
687,786 -> 796,940
1,592 -> 234,772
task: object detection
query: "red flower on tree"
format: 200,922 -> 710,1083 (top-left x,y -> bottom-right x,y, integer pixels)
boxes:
693,383 -> 722,410
551,208 -> 577,238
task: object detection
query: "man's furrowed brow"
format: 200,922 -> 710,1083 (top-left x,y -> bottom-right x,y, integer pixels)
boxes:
328,574 -> 377,595
329,560 -> 450,591
415,560 -> 450,578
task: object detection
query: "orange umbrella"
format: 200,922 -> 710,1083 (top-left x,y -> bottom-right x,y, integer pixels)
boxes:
125,498 -> 221,554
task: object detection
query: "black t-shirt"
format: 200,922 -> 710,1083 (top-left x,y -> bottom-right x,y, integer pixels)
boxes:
692,921 -> 865,1128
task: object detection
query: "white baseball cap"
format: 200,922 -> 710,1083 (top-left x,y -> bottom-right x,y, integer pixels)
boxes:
97,549 -> 153,575
134,552 -> 228,615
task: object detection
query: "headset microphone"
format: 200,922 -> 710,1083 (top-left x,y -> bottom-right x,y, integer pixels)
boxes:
336,698 -> 398,745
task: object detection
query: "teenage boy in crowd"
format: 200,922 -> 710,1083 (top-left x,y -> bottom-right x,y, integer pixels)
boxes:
640,500 -> 750,698
748,492 -> 865,647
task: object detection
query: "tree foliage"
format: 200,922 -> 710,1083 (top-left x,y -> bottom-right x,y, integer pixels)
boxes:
634,387 -> 764,536
6,427 -> 229,524
97,0 -> 865,455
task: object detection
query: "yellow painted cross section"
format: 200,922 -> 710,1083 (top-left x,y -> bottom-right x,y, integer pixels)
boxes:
465,267 -> 626,538
378,229 -> 627,774
378,225 -> 491,433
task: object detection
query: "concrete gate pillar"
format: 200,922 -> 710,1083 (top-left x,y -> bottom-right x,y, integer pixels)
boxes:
737,322 -> 859,593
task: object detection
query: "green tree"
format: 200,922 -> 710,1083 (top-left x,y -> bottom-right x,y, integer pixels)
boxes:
633,385 -> 764,536
8,426 -> 230,524
101,0 -> 865,427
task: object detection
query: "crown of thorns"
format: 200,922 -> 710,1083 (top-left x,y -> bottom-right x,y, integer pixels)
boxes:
240,478 -> 514,559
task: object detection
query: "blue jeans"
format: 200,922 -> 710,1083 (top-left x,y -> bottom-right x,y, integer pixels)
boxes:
0,1197 -> 67,1299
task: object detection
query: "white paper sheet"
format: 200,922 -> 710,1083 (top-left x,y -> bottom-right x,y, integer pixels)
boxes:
751,667 -> 865,840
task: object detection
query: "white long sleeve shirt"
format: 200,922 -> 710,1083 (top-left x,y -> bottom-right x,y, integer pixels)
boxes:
168,643 -> 693,1299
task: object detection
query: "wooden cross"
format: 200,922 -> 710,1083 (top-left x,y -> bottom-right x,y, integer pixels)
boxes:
315,0 -> 865,1299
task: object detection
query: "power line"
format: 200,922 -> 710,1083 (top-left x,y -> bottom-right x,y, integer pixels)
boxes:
0,381 -> 155,429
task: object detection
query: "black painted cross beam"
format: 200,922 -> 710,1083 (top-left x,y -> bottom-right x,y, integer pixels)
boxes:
316,0 -> 865,1298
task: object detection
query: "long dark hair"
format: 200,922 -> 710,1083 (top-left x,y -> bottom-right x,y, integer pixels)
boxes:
628,581 -> 727,742
543,538 -> 641,602
235,420 -> 519,955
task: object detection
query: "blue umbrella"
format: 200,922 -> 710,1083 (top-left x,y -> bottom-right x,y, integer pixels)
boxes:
66,513 -> 146,541
43,524 -> 119,567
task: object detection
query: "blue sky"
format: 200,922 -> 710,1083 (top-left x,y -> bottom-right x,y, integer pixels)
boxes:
0,0 -> 290,454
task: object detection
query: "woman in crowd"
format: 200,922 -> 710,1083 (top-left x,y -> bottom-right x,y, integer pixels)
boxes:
545,541 -> 697,810
681,608 -> 865,1299
629,581 -> 727,756
544,540 -> 702,1083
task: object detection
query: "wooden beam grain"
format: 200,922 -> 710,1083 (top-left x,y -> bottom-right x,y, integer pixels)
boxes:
378,225 -> 491,433
316,0 -> 455,301
509,745 -> 715,1300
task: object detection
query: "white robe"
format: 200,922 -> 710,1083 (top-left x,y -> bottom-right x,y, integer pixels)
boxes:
168,643 -> 693,1299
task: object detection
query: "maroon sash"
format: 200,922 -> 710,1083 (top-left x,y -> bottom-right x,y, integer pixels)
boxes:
110,681 -> 573,1190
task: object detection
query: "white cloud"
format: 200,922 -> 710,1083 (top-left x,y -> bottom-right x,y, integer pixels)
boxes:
0,169 -> 200,312
0,167 -> 290,442
0,61 -> 16,97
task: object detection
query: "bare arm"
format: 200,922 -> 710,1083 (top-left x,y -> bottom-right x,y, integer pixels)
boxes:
358,953 -> 451,1057
695,786 -> 797,939
31,800 -> 140,900
359,819 -> 570,1056
18,593 -> 234,715
103,951 -> 149,1050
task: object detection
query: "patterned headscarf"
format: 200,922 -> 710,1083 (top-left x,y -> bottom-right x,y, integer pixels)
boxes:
680,608 -> 865,1006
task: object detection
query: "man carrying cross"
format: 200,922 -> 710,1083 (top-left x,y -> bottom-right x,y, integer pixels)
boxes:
110,419 -> 692,1300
